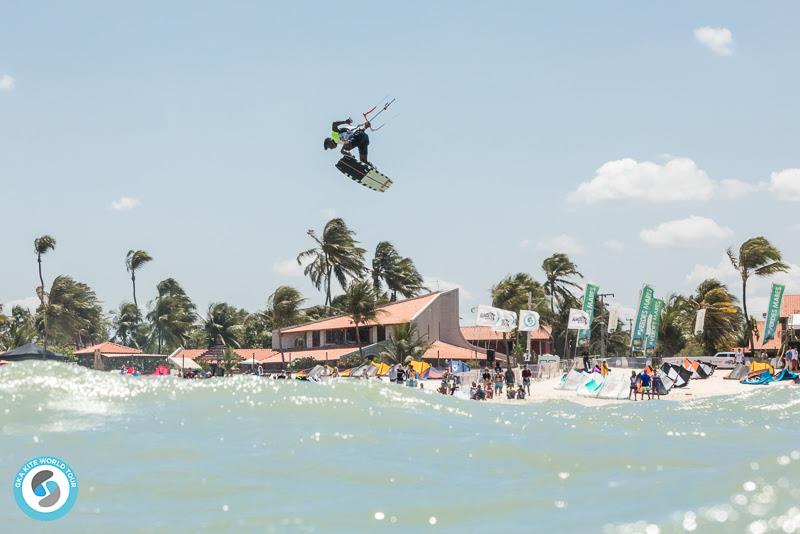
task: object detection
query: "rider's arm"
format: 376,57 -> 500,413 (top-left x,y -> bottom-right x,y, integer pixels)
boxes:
331,118 -> 353,131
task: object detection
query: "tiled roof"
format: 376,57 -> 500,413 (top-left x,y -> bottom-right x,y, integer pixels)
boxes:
281,292 -> 440,333
461,325 -> 551,341
170,348 -> 207,360
423,340 -> 492,361
781,295 -> 800,318
262,347 -> 358,363
232,348 -> 280,362
74,341 -> 142,355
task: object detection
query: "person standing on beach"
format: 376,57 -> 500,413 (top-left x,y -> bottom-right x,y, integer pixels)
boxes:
628,371 -> 638,401
521,365 -> 532,396
494,370 -> 504,396
601,360 -> 609,377
504,366 -> 515,392
638,370 -> 652,400
582,351 -> 591,372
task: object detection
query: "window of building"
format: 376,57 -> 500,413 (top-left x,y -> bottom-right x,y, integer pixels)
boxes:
377,325 -> 386,342
312,331 -> 320,348
325,329 -> 345,346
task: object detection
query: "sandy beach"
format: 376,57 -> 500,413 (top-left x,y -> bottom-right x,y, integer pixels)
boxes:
414,367 -> 775,406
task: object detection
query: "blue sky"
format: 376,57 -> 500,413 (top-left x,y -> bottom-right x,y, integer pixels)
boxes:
2,1 -> 799,321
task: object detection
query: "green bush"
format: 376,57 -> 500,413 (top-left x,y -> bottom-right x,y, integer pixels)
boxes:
289,356 -> 317,371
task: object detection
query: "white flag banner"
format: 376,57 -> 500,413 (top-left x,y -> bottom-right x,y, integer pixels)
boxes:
567,308 -> 590,330
694,308 -> 706,335
475,305 -> 517,332
518,310 -> 540,332
607,307 -> 619,333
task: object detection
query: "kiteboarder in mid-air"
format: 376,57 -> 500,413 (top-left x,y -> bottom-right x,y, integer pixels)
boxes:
324,98 -> 396,192
323,118 -> 371,164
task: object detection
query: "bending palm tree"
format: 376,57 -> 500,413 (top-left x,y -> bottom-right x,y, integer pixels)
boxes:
203,303 -> 243,348
491,273 -> 547,366
340,280 -> 382,361
727,237 -> 788,350
147,278 -> 196,353
680,279 -> 742,355
44,275 -> 105,349
297,218 -> 366,307
372,241 -> 426,301
268,286 -> 306,370
542,253 -> 583,313
126,250 -> 153,309
33,235 -> 56,357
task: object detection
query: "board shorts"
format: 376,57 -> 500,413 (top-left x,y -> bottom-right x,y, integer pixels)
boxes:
523,378 -> 531,385
641,386 -> 651,392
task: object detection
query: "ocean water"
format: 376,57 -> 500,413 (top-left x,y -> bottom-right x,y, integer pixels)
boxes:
1,362 -> 800,533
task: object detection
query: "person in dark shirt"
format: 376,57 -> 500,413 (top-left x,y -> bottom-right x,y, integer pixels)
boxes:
324,118 -> 371,164
628,371 -> 638,401
638,370 -> 652,401
521,365 -> 532,396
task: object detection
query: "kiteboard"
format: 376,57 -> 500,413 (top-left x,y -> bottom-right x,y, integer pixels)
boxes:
335,155 -> 393,192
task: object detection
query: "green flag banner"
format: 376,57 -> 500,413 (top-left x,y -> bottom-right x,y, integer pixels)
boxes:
577,283 -> 600,342
763,283 -> 785,345
646,299 -> 664,351
631,285 -> 654,349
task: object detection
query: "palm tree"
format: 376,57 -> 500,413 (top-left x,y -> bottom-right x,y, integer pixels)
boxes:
297,218 -> 366,307
680,279 -> 742,355
371,242 -> 426,301
202,303 -> 244,348
491,273 -> 547,366
33,235 -> 56,356
541,253 -> 583,314
340,280 -> 382,361
0,305 -> 37,352
125,249 -> 153,309
380,322 -> 431,364
727,237 -> 789,350
111,302 -> 145,348
268,286 -> 306,370
42,275 -> 106,349
657,294 -> 687,357
146,278 -> 196,353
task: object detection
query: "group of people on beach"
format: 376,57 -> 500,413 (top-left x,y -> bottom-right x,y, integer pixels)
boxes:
467,363 -> 533,401
627,368 -> 663,401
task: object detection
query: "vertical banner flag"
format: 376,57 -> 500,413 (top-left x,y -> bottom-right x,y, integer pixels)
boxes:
607,307 -> 619,334
763,283 -> 786,344
577,283 -> 600,342
567,309 -> 591,330
631,285 -> 654,349
694,309 -> 706,335
518,310 -> 540,332
645,299 -> 664,351
475,305 -> 517,333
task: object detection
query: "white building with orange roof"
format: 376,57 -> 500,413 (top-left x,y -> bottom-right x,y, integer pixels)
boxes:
271,290 -> 494,367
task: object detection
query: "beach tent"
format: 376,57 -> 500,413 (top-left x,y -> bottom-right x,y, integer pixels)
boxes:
423,366 -> 445,379
147,365 -> 171,376
0,342 -> 65,362
409,360 -> 431,376
742,370 -> 773,385
577,372 -> 605,397
449,360 -> 470,374
653,369 -> 674,395
772,368 -> 799,382
339,367 -> 352,377
166,356 -> 202,370
750,361 -> 774,375
555,370 -> 588,391
725,364 -> 750,380
595,372 -> 631,399
372,362 -> 392,376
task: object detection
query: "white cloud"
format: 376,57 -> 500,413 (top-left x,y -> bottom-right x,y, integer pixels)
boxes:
769,169 -> 800,201
603,239 -> 624,251
719,179 -> 767,198
2,296 -> 39,313
694,26 -> 734,56
0,74 -> 15,91
568,157 -> 714,204
273,258 -> 306,277
111,196 -> 140,211
686,255 -> 800,316
640,216 -> 733,247
423,277 -> 473,300
537,234 -> 583,255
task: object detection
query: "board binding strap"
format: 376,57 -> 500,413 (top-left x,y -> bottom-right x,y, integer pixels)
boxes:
335,155 -> 393,193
